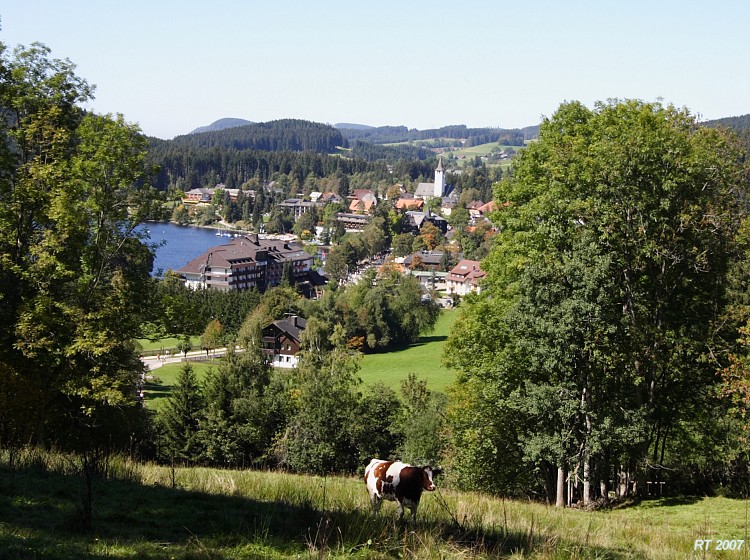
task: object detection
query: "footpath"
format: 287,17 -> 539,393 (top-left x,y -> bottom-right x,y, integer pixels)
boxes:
141,347 -> 232,371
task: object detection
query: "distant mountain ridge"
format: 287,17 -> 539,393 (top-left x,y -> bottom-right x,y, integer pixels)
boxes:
172,119 -> 345,153
189,118 -> 254,135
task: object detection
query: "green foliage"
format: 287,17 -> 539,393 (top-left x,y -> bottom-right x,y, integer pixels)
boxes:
328,269 -> 441,352
398,373 -> 446,466
0,42 -> 159,448
280,346 -> 362,474
445,99 -> 749,500
157,363 -> 205,462
149,271 -> 262,336
200,319 -> 224,354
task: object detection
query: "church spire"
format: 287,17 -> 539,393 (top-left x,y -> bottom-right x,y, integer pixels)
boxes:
433,156 -> 445,198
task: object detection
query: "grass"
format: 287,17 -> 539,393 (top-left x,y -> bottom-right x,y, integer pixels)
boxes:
1,447 -> 748,559
358,309 -> 459,393
137,335 -> 200,355
143,360 -> 216,410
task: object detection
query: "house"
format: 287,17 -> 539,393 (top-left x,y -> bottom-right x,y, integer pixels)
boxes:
347,189 -> 377,214
402,251 -> 446,271
319,192 -> 344,205
177,234 -> 314,291
394,197 -> 424,212
184,187 -> 214,203
279,198 -> 321,219
404,208 -> 448,235
446,259 -> 486,296
262,315 -> 306,368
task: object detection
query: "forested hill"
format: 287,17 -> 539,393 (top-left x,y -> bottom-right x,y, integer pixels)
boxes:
338,123 -> 540,146
703,113 -> 750,151
164,119 -> 346,153
189,117 -> 253,134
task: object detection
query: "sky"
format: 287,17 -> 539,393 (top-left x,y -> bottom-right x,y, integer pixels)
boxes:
2,1 -> 749,140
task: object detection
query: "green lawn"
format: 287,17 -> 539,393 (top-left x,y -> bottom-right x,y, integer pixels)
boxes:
358,309 -> 459,393
144,360 -> 216,410
137,335 -> 200,355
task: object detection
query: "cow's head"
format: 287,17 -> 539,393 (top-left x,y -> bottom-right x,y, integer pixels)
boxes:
420,466 -> 441,491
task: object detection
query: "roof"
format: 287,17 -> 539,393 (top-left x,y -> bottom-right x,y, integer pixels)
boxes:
414,182 -> 435,198
268,316 -> 307,342
177,235 -> 307,275
395,198 -> 424,210
448,259 -> 486,284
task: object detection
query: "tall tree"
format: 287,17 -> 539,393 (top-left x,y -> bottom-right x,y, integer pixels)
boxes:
158,363 -> 205,463
0,42 -> 159,447
445,99 -> 747,502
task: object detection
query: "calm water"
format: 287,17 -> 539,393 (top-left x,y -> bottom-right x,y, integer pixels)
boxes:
140,223 -> 236,276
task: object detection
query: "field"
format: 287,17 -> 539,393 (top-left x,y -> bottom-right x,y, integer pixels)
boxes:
143,360 -> 216,410
137,335 -> 201,356
1,448 -> 748,559
358,309 -> 459,393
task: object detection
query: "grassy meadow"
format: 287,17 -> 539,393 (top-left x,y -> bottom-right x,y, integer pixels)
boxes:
144,360 -> 216,410
358,309 -> 459,393
1,448 -> 747,559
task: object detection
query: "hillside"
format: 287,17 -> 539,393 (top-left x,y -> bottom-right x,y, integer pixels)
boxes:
189,117 -> 254,134
2,450 -> 747,559
169,118 -> 346,153
703,113 -> 750,152
339,123 -> 539,146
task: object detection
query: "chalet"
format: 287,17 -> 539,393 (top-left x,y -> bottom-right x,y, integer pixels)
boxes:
347,189 -> 377,214
262,315 -> 306,368
177,234 -> 314,291
446,259 -> 486,296
404,208 -> 448,235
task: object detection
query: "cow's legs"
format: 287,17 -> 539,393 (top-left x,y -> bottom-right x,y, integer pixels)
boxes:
370,495 -> 382,514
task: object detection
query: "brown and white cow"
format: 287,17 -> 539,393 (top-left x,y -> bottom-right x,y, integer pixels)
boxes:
364,459 -> 440,521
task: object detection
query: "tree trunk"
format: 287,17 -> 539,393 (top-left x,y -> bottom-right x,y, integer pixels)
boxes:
582,455 -> 591,506
556,466 -> 566,507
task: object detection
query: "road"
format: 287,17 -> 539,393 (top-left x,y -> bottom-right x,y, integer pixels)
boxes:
142,348 -> 231,370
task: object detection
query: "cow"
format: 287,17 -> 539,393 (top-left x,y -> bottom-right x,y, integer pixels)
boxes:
364,459 -> 440,522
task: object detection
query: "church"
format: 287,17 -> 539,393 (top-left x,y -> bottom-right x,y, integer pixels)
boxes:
414,157 -> 446,200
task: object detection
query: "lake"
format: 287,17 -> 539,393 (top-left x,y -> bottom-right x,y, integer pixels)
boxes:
140,222 -> 237,276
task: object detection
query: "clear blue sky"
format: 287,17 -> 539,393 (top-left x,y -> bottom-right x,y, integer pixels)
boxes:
2,1 -> 748,140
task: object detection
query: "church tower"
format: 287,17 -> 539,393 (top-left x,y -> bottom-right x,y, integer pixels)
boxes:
433,157 -> 445,198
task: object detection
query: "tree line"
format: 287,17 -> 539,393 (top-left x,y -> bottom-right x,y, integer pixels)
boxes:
166,118 -> 346,153
338,123 -> 538,146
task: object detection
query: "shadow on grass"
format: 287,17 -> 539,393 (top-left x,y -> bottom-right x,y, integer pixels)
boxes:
628,495 -> 702,508
0,462 -> 633,559
143,383 -> 173,406
385,334 -> 449,353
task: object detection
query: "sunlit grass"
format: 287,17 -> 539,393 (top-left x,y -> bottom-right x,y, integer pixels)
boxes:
358,309 -> 459,393
2,448 -> 748,559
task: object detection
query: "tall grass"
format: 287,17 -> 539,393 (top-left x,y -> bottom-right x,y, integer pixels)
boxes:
1,447 -> 748,559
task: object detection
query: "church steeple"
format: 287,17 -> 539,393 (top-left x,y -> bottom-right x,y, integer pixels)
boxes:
433,156 -> 445,198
